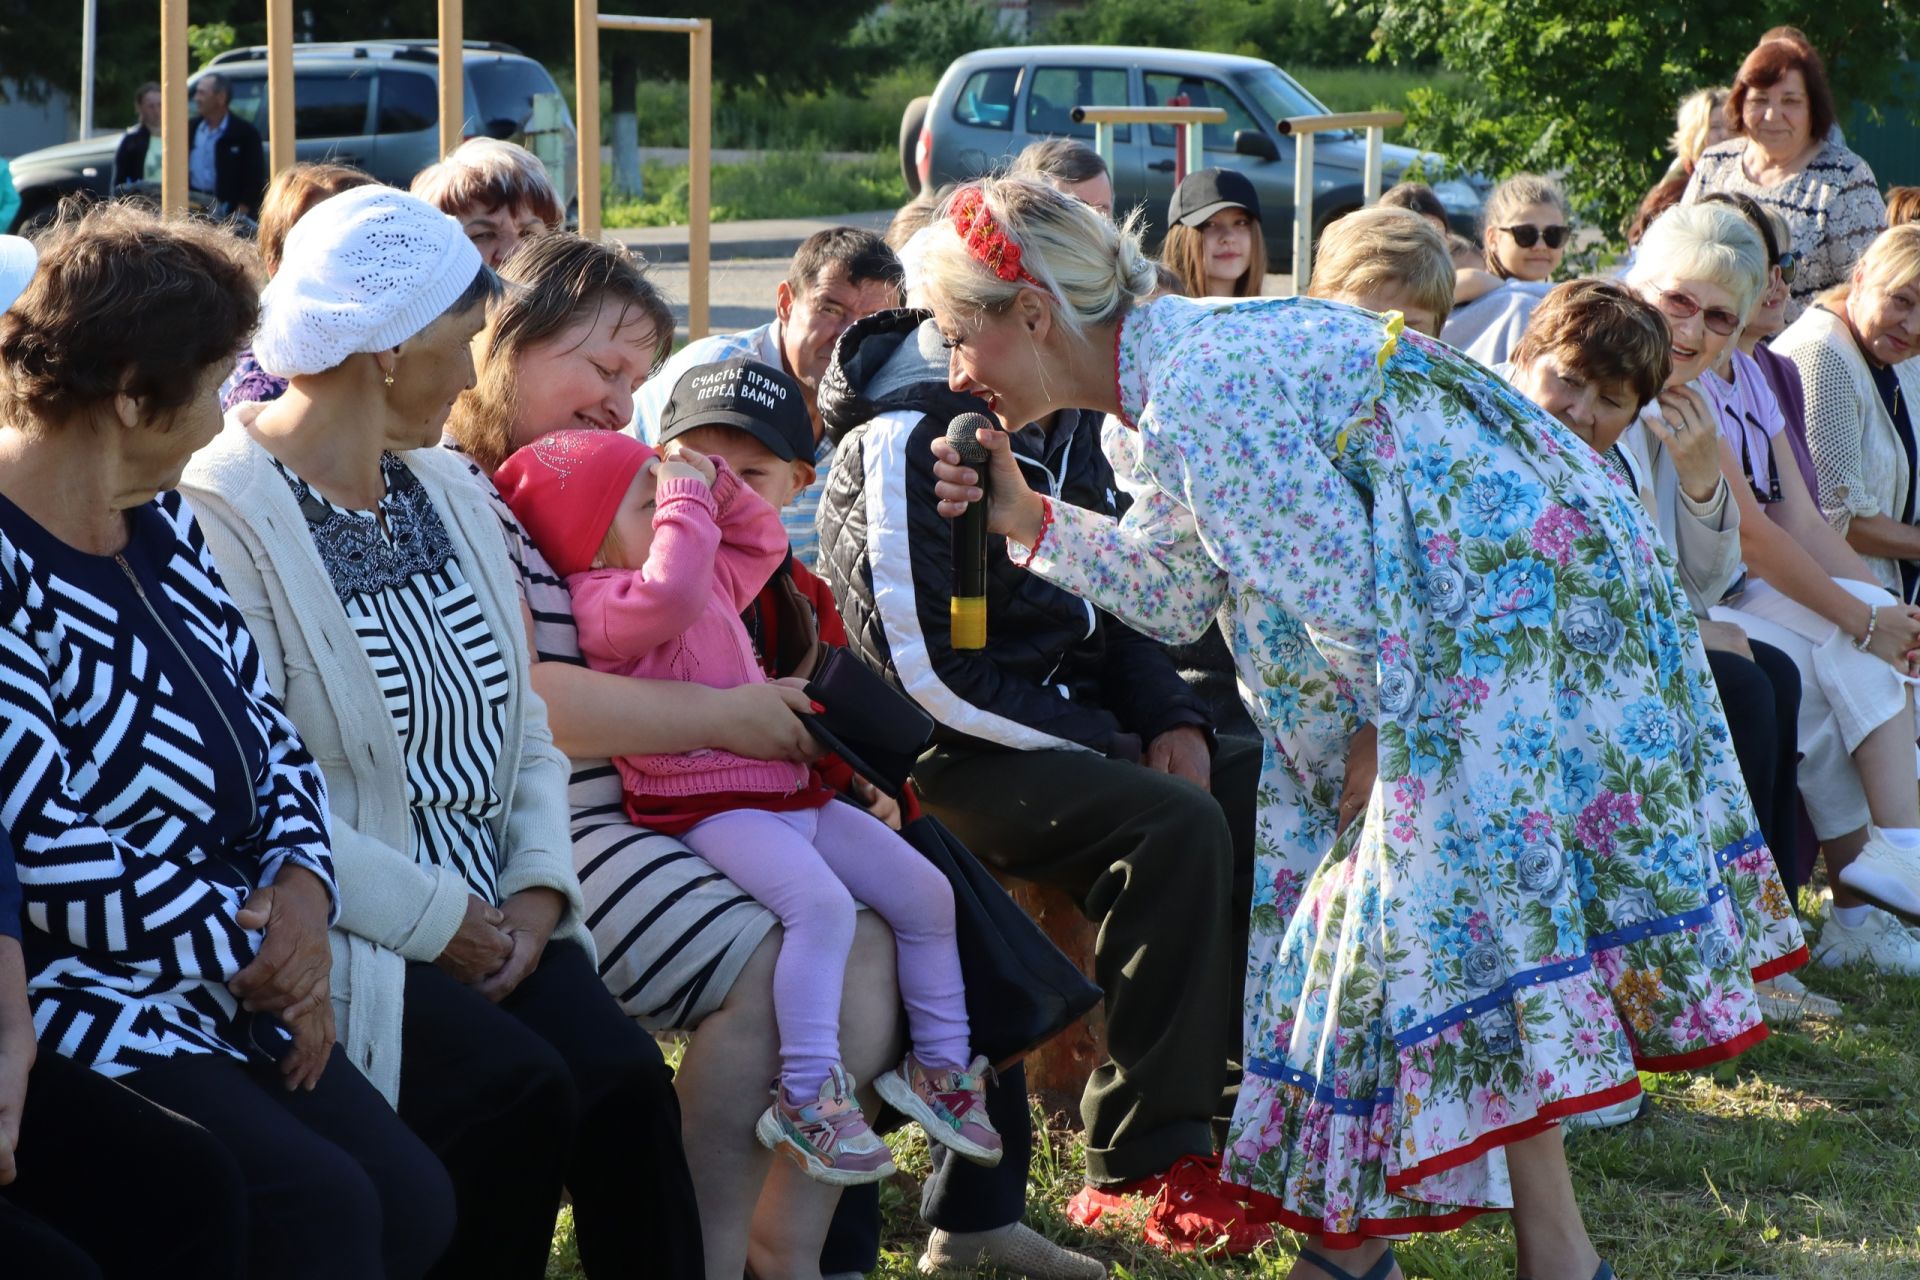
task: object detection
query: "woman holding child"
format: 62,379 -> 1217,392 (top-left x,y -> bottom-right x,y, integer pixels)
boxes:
926,176 -> 1806,1280
180,186 -> 702,1279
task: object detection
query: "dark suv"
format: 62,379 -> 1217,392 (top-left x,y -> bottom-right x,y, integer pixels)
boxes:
902,45 -> 1485,270
6,40 -> 577,232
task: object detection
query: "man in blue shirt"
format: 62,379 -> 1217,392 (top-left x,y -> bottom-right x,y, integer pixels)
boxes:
632,227 -> 902,568
189,74 -> 266,218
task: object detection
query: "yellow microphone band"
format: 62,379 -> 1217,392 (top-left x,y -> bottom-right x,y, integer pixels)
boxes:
950,597 -> 987,650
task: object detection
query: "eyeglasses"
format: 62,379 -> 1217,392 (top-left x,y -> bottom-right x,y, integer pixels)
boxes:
1656,289 -> 1741,336
1499,223 -> 1570,250
1774,251 -> 1799,286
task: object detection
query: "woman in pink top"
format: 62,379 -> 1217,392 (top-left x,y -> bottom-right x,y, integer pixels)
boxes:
495,406 -> 1002,1190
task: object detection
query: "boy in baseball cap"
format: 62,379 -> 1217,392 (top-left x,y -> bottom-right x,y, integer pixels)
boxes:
658,357 -> 816,514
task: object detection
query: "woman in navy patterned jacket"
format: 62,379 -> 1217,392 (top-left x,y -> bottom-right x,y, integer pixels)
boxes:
0,203 -> 453,1278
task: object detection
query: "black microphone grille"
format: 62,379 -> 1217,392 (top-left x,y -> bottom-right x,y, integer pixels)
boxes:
947,412 -> 994,465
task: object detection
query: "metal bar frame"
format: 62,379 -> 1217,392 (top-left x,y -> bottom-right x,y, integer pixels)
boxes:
579,13 -> 713,338
1072,105 -> 1226,193
160,0 -> 188,215
438,0 -> 465,158
1274,110 -> 1406,296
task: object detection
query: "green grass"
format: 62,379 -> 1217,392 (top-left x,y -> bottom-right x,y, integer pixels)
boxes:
600,151 -> 904,228
545,892 -> 1920,1278
621,68 -> 928,154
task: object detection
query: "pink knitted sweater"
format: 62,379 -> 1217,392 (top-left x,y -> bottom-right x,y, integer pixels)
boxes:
568,464 -> 807,800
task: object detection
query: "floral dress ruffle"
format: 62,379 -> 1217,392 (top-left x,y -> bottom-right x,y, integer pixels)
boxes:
1023,297 -> 1806,1244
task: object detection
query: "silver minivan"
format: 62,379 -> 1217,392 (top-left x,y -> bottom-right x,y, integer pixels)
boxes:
904,45 -> 1485,270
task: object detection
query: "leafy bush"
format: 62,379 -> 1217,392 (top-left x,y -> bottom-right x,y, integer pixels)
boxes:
625,67 -> 927,153
601,150 -> 903,227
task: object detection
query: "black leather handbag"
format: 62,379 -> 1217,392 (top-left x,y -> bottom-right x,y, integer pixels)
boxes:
800,646 -> 1103,1067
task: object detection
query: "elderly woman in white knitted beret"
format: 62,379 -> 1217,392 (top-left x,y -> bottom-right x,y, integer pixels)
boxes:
179,186 -> 704,1280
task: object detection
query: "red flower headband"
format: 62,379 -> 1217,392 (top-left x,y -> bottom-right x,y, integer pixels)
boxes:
951,187 -> 1045,288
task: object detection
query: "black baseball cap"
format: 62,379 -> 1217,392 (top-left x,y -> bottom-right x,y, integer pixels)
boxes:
658,358 -> 813,462
1168,167 -> 1262,228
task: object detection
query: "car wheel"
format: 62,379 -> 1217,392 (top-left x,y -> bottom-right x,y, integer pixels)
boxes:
899,95 -> 931,197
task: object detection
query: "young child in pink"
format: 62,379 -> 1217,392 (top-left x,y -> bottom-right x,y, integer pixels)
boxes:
495,364 -> 999,1187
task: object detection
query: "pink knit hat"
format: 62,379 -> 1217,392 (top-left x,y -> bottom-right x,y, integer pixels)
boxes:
495,429 -> 656,577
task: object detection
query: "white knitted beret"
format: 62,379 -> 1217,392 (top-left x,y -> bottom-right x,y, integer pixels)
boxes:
253,185 -> 485,379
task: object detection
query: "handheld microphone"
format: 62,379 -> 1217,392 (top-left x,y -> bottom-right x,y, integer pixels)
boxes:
947,412 -> 994,650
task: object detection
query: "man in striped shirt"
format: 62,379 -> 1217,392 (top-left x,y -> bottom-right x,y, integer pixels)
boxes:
632,227 -> 904,568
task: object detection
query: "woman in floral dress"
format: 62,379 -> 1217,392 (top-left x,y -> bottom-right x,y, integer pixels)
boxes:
918,177 -> 1806,1280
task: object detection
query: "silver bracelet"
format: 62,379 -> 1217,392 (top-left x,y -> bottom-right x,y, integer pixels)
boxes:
1854,605 -> 1880,652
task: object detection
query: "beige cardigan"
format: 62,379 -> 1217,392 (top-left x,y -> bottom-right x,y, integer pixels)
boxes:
180,411 -> 591,1104
1776,304 -> 1920,599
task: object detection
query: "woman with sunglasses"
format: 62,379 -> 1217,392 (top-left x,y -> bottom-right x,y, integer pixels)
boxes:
1441,174 -> 1569,364
1627,204 -> 1920,977
1683,34 -> 1885,323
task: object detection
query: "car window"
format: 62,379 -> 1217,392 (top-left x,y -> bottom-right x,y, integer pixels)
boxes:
218,75 -> 268,132
377,70 -> 437,135
952,67 -> 1018,130
1143,73 -> 1261,150
1235,66 -> 1328,128
469,58 -> 560,133
294,72 -> 374,137
1025,67 -> 1129,143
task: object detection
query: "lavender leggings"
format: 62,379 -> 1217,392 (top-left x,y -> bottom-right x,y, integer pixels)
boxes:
681,801 -> 971,1099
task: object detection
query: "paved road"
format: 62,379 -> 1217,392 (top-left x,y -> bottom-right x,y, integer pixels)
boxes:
650,260 -> 1299,345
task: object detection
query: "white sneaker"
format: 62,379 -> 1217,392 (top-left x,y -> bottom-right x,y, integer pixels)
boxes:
1814,906 -> 1920,977
1834,831 -> 1920,923
1754,970 -> 1842,1023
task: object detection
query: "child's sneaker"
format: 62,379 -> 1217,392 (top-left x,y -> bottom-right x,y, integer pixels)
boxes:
754,1064 -> 896,1185
875,1053 -> 1003,1166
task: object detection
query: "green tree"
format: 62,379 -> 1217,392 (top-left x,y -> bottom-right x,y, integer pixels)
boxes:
1362,0 -> 1920,244
1046,0 -> 1379,70
851,0 -> 1014,78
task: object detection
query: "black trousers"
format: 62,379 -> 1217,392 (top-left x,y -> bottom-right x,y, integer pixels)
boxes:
912,736 -> 1260,1187
396,941 -> 703,1280
126,1044 -> 454,1280
0,1050 -> 247,1279
1709,641 -> 1803,899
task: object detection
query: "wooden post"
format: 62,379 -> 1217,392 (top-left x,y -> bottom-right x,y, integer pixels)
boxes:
1364,125 -> 1385,205
1093,121 -> 1114,174
265,0 -> 296,177
687,17 -> 712,339
438,0 -> 464,159
574,0 -> 601,240
1183,117 -> 1206,181
159,0 -> 189,217
1291,130 -> 1314,296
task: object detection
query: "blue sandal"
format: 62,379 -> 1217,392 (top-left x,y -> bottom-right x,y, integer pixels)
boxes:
1297,1246 -> 1399,1280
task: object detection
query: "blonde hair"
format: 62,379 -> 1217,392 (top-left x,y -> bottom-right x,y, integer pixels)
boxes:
1671,87 -> 1731,169
918,178 -> 1158,339
1481,174 -> 1570,279
411,138 -> 563,228
1855,224 -> 1920,296
1627,202 -> 1769,320
1308,207 -> 1455,320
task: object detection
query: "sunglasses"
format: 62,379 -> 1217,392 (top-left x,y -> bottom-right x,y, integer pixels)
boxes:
1499,223 -> 1570,249
1774,251 -> 1799,287
1657,289 -> 1741,336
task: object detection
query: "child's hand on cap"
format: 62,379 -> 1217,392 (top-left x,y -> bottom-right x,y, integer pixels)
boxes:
659,440 -> 717,488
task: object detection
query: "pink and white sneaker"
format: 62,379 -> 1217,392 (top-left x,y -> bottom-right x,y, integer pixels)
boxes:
754,1064 -> 896,1185
875,1053 -> 1003,1166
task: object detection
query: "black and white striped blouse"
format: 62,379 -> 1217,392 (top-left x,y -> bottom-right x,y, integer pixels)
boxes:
0,490 -> 335,1076
277,454 -> 509,904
